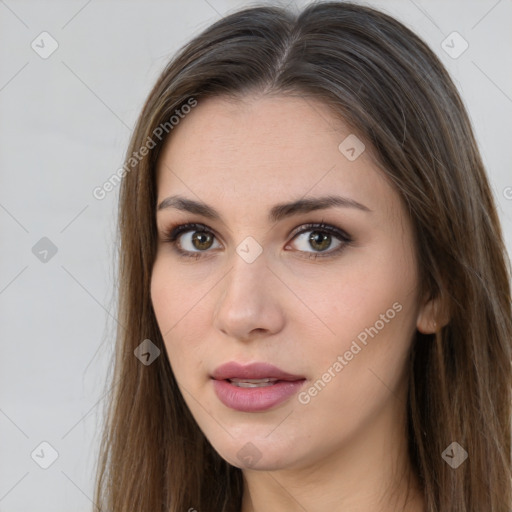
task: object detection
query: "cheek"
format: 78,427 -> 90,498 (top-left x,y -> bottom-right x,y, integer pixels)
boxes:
301,241 -> 417,346
300,241 -> 418,391
150,261 -> 201,369
151,257 -> 204,334
150,257 -> 223,393
294,292 -> 416,443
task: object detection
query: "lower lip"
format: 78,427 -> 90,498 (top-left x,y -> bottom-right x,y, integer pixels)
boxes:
212,379 -> 306,412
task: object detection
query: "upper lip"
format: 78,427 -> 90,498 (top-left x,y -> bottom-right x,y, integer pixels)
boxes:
211,362 -> 305,381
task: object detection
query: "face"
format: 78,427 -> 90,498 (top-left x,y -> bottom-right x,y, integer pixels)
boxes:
151,93 -> 434,472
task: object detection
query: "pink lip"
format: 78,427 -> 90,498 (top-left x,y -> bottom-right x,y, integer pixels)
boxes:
212,362 -> 304,381
211,362 -> 306,412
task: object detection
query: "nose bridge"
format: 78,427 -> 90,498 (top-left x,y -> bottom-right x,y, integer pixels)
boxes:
222,240 -> 268,303
213,241 -> 284,338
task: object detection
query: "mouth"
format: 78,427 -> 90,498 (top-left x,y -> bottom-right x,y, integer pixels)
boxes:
211,362 -> 306,412
228,377 -> 279,388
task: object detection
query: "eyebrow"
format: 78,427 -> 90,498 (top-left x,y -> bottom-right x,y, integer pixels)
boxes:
157,194 -> 371,223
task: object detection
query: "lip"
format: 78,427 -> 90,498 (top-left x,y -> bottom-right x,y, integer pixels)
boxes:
211,362 -> 306,412
212,362 -> 304,381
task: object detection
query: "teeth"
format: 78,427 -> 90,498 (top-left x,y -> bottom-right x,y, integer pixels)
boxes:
229,378 -> 278,388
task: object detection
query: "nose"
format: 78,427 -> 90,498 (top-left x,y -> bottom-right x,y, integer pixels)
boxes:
212,247 -> 286,342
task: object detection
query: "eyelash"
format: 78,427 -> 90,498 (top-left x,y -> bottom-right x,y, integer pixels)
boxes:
160,221 -> 353,260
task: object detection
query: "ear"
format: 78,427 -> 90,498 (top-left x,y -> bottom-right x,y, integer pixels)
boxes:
416,291 -> 450,334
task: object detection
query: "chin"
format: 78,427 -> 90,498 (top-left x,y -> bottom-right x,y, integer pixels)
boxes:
206,430 -> 307,471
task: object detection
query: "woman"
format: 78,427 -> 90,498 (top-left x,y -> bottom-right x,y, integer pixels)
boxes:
94,2 -> 512,511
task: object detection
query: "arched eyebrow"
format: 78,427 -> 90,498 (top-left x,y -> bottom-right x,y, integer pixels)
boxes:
156,194 -> 372,223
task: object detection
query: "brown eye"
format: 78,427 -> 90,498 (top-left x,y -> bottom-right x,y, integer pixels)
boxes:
161,223 -> 222,258
163,222 -> 352,260
288,223 -> 351,258
308,231 -> 333,252
190,231 -> 215,251
176,229 -> 220,253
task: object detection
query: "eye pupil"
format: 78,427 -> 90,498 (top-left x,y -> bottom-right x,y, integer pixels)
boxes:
192,231 -> 213,250
309,231 -> 331,251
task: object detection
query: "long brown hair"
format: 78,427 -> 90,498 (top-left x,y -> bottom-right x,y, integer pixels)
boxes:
93,2 -> 512,511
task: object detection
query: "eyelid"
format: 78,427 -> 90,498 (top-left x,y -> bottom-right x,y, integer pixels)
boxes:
162,222 -> 216,243
288,222 -> 351,243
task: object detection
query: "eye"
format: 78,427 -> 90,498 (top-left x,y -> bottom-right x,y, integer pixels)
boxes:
161,222 -> 221,259
160,221 -> 352,260
286,222 -> 352,259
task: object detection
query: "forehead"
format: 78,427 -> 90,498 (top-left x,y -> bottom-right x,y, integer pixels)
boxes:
155,94 -> 398,221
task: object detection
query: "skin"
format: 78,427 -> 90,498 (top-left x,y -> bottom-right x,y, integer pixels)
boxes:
151,93 -> 440,512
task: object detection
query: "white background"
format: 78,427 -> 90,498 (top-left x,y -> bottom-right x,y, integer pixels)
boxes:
0,0 -> 511,510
